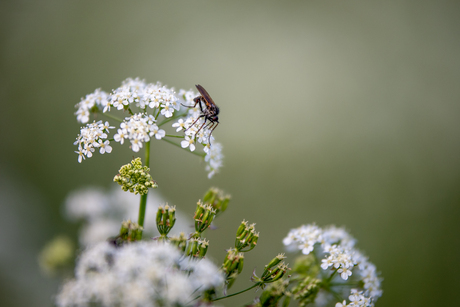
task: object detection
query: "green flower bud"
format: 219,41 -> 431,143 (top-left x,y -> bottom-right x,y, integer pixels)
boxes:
185,238 -> 209,258
252,259 -> 290,285
118,220 -> 143,243
222,248 -> 245,279
114,158 -> 157,195
291,276 -> 321,307
202,187 -> 231,217
155,204 -> 176,237
170,232 -> 187,253
236,220 -> 248,237
235,221 -> 258,252
198,239 -> 209,258
38,235 -> 74,276
262,254 -> 287,279
259,280 -> 290,307
193,201 -> 216,235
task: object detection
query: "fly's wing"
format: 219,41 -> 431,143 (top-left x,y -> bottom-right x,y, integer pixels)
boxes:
195,84 -> 216,108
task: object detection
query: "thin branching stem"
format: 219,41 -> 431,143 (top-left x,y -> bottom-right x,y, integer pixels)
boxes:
213,283 -> 261,302
161,138 -> 205,158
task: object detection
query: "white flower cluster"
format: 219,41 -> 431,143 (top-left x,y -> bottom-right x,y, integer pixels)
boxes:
204,142 -> 223,179
283,225 -> 382,306
321,244 -> 355,280
64,186 -> 191,247
114,113 -> 165,152
75,89 -> 110,124
55,241 -> 224,307
336,289 -> 374,307
109,78 -> 180,115
73,78 -> 224,178
74,121 -> 114,163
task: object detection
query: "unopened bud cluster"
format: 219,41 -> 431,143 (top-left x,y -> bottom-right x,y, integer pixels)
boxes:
119,220 -> 143,242
291,276 -> 321,307
169,232 -> 187,253
222,248 -> 245,289
113,158 -> 157,195
185,238 -> 209,258
235,220 -> 259,252
193,201 -> 216,236
156,204 -> 176,238
202,187 -> 230,217
252,254 -> 290,286
258,280 -> 291,307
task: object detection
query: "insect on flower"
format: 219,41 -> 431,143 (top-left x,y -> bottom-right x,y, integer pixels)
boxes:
183,85 -> 220,145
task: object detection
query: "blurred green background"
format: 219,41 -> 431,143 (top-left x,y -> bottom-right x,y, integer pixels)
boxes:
1,0 -> 459,306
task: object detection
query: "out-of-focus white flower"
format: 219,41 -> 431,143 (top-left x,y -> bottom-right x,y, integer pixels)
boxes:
64,186 -> 191,246
56,241 -> 224,307
64,188 -> 110,221
204,142 -> 223,178
283,224 -> 322,255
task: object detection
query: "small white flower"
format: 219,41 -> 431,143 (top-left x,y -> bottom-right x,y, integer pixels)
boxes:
160,102 -> 174,118
181,136 -> 195,152
113,128 -> 127,144
150,124 -> 165,140
204,142 -> 223,178
172,118 -> 186,132
131,139 -> 143,152
97,140 -> 112,154
336,300 -> 349,307
75,147 -> 85,163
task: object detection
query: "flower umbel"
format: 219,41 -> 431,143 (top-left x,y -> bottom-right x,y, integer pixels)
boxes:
283,224 -> 383,307
73,78 -> 224,178
113,157 -> 157,195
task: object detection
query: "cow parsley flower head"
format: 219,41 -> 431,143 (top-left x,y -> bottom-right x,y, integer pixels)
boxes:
73,78 -> 224,178
283,224 -> 382,306
55,241 -> 224,307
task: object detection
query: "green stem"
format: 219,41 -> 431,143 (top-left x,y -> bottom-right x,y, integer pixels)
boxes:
326,269 -> 337,283
137,141 -> 151,235
165,134 -> 184,138
145,140 -> 151,167
161,138 -> 205,158
213,283 -> 261,302
154,109 -> 161,121
158,112 -> 187,127
101,112 -> 123,122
